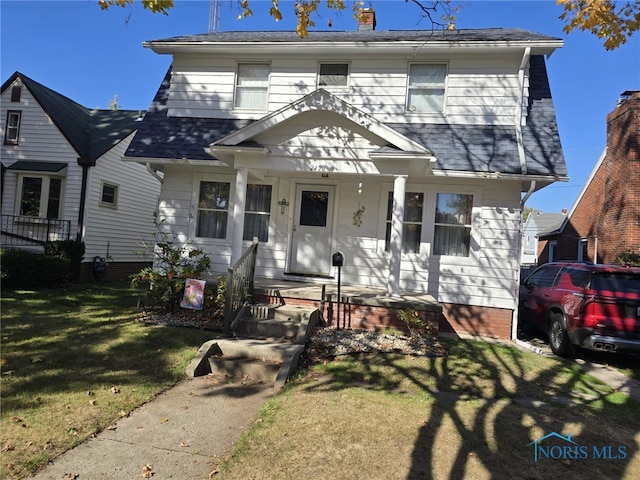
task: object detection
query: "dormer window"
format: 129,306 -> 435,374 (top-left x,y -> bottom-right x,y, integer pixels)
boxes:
318,63 -> 349,88
407,63 -> 447,113
234,63 -> 270,110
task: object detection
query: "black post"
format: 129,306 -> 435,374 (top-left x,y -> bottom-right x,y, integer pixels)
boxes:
336,264 -> 341,331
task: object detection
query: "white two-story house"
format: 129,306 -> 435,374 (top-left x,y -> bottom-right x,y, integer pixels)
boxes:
1,72 -> 161,281
124,13 -> 567,340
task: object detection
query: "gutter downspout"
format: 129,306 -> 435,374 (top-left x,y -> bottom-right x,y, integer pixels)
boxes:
146,163 -> 164,183
513,179 -> 537,346
76,157 -> 95,242
516,47 -> 531,176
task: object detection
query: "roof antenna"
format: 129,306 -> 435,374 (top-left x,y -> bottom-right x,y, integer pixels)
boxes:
209,0 -> 221,33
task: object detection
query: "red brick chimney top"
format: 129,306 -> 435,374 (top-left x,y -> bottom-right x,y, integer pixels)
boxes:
358,8 -> 376,31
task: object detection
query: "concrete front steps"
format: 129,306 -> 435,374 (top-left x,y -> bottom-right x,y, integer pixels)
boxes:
186,303 -> 320,390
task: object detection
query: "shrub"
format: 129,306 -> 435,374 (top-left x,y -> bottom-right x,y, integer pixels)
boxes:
1,248 -> 70,289
131,218 -> 211,312
45,240 -> 85,282
398,307 -> 436,340
616,251 -> 640,267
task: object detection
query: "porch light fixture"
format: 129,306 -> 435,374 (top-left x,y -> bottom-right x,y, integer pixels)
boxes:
357,180 -> 363,195
277,198 -> 290,214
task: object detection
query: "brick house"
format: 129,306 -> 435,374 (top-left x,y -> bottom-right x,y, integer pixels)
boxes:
539,91 -> 640,264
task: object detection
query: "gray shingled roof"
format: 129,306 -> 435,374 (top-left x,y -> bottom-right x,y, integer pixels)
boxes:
1,72 -> 144,162
148,28 -> 561,45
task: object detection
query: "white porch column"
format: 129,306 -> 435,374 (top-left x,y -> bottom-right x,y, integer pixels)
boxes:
230,167 -> 248,265
387,175 -> 406,297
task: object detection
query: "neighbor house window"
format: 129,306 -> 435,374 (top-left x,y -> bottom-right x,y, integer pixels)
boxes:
17,175 -> 62,219
385,191 -> 424,253
318,63 -> 349,88
243,184 -> 272,242
234,63 -> 270,110
4,111 -> 21,145
548,241 -> 558,263
11,86 -> 22,102
578,238 -> 589,262
406,63 -> 446,113
434,193 -> 473,256
196,181 -> 230,239
100,182 -> 119,208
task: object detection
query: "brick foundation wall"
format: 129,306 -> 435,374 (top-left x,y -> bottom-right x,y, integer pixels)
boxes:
79,261 -> 152,283
438,303 -> 513,340
255,293 -> 513,340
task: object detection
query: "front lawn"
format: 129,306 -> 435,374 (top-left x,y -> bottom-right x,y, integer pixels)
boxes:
0,282 -> 215,479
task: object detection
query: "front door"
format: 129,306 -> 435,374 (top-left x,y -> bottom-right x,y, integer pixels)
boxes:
289,184 -> 335,276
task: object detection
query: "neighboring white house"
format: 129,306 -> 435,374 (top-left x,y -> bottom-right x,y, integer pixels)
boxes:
1,72 -> 161,281
521,211 -> 567,265
124,13 -> 568,339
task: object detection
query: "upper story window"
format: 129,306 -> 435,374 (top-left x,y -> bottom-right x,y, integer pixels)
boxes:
385,191 -> 424,254
100,182 -> 119,208
434,193 -> 472,257
318,63 -> 349,88
234,63 -> 270,110
4,111 -> 21,145
407,63 -> 447,113
17,175 -> 63,219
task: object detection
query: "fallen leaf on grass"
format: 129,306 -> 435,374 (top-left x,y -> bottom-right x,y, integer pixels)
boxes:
179,442 -> 189,448
161,417 -> 169,423
89,399 -> 97,406
142,463 -> 153,478
2,443 -> 14,452
9,416 -> 21,423
111,386 -> 120,394
209,469 -> 219,477
106,425 -> 117,431
31,357 -> 43,363
119,410 -> 129,418
65,473 -> 79,479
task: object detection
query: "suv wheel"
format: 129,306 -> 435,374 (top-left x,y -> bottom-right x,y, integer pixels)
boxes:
549,312 -> 575,358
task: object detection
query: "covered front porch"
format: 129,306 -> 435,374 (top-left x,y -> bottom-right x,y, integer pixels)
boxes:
253,277 -> 443,335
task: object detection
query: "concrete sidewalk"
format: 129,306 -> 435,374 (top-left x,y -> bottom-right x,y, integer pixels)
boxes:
30,375 -> 273,480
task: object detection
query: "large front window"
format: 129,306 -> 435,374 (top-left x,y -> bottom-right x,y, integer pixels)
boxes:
234,63 -> 270,110
407,64 -> 446,113
196,181 -> 230,239
18,175 -> 62,219
385,191 -> 424,253
243,184 -> 272,242
434,193 -> 472,257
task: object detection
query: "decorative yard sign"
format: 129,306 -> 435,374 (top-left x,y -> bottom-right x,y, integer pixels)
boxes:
180,278 -> 206,310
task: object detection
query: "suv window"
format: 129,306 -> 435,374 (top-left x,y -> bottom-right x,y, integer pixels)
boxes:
526,265 -> 562,288
592,273 -> 640,293
564,267 -> 591,288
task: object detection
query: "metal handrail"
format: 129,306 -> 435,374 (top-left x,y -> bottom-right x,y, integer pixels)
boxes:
223,238 -> 259,335
0,215 -> 71,246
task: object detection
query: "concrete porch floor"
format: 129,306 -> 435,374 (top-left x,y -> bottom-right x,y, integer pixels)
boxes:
253,277 -> 440,309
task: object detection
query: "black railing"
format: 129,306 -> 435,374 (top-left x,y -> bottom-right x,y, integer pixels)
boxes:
223,238 -> 259,335
1,215 -> 72,246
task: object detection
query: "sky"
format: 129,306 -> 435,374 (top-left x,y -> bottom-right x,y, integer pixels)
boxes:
1,0 -> 639,214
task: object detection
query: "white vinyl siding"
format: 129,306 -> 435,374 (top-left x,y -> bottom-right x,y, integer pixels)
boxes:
84,133 -> 160,262
100,182 -> 119,208
166,53 -> 525,126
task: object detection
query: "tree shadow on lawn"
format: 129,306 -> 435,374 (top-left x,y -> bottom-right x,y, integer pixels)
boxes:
0,285 -> 215,412
302,338 -> 639,480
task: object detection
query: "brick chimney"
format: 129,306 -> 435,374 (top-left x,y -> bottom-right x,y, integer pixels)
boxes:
358,8 -> 376,31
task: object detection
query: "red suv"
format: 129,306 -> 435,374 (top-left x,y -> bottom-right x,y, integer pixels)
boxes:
520,262 -> 640,357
